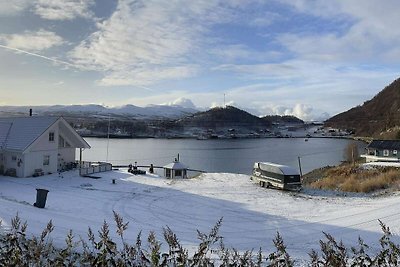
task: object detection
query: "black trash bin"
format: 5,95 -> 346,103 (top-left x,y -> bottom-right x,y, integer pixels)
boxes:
34,188 -> 49,208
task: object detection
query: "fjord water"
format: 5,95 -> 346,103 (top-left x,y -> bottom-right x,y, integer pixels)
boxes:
82,137 -> 365,174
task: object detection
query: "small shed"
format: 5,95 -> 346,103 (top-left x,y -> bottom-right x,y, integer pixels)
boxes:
163,158 -> 188,179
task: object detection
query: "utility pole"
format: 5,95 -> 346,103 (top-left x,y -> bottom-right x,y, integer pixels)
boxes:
224,93 -> 226,108
298,156 -> 303,178
106,114 -> 111,162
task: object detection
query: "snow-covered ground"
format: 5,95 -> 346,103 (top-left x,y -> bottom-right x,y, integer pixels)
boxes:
0,170 -> 400,261
363,161 -> 400,168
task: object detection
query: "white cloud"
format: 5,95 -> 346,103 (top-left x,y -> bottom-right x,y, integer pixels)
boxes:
34,0 -> 94,20
259,103 -> 329,121
248,11 -> 283,27
164,97 -> 197,109
210,44 -> 283,62
70,0 -> 210,86
278,0 -> 400,63
0,0 -> 31,15
0,30 -> 64,52
69,0 -> 272,86
213,63 -> 298,80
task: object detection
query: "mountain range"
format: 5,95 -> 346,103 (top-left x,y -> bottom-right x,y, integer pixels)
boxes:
0,104 -> 198,119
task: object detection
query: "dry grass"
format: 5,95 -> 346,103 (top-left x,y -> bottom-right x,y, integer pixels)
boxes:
308,164 -> 400,193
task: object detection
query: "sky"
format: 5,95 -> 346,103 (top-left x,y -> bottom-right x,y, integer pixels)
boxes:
0,0 -> 400,120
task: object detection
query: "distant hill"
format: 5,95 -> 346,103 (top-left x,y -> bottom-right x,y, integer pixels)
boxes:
262,115 -> 304,124
0,104 -> 198,119
177,105 -> 269,128
325,78 -> 400,138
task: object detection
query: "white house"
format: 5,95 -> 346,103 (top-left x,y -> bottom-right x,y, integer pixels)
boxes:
361,140 -> 400,163
0,116 -> 90,177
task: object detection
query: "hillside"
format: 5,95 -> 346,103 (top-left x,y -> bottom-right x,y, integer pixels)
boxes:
177,105 -> 269,128
262,115 -> 304,124
325,78 -> 400,138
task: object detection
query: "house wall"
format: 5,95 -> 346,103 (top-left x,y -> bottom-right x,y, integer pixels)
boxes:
24,122 -> 59,177
378,148 -> 400,159
365,148 -> 400,162
58,148 -> 76,170
23,151 -> 58,177
57,126 -> 78,170
1,151 -> 24,177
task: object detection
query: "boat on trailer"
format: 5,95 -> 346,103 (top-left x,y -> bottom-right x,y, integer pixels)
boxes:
251,162 -> 302,191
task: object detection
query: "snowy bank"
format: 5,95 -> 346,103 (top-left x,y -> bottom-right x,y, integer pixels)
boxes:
0,170 -> 399,261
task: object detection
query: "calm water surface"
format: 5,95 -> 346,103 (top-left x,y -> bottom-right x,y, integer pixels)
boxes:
81,138 -> 365,174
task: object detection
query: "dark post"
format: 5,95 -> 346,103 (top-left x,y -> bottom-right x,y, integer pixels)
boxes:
29,109 -> 32,117
149,164 -> 154,174
298,156 -> 303,178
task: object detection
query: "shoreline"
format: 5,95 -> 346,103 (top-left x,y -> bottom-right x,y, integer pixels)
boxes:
81,134 -> 355,140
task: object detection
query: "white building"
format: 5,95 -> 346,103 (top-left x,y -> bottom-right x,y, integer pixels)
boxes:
0,116 -> 90,177
361,140 -> 400,163
163,158 -> 188,179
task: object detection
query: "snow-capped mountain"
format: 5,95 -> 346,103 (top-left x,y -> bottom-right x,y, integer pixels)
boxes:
0,103 -> 199,119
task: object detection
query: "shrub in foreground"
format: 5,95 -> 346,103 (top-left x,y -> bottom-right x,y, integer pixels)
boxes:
0,214 -> 399,266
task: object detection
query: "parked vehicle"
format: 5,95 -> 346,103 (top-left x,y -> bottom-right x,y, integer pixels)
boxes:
251,162 -> 301,191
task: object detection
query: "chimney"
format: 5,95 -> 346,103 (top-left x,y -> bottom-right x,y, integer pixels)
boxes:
29,109 -> 32,117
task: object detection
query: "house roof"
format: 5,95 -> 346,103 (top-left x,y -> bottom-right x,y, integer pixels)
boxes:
367,140 -> 400,150
163,161 -> 188,170
0,116 -> 90,152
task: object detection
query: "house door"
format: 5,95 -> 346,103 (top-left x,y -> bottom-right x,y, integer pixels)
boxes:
0,153 -> 3,174
57,154 -> 62,171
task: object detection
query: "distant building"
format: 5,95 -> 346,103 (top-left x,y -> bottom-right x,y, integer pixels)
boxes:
361,140 -> 400,163
0,116 -> 90,177
163,158 -> 188,179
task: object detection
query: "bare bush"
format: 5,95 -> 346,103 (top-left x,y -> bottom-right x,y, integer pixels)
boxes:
0,213 -> 400,266
343,142 -> 360,164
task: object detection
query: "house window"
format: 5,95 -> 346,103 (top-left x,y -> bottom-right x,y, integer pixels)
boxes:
175,170 -> 182,177
11,156 -> 17,161
43,155 -> 50,166
49,132 -> 55,142
383,150 -> 389,157
394,150 -> 398,155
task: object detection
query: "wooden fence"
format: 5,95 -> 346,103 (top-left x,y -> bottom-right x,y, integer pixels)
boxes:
79,161 -> 112,176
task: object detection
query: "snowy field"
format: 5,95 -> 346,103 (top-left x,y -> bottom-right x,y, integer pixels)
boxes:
0,170 -> 400,262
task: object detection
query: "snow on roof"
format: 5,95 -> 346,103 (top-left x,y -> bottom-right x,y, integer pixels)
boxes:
255,162 -> 299,176
0,116 -> 59,152
0,122 -> 12,148
163,161 -> 188,170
